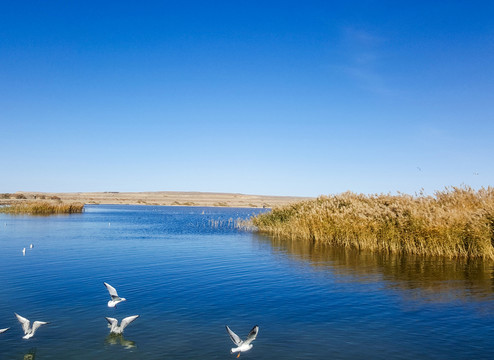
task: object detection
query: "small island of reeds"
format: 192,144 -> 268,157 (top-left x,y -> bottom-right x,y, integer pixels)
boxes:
252,186 -> 494,260
0,201 -> 84,215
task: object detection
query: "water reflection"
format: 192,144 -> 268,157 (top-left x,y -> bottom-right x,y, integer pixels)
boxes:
23,348 -> 36,360
105,333 -> 137,349
260,234 -> 494,303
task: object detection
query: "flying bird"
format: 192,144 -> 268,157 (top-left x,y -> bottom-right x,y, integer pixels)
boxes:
226,325 -> 259,358
104,282 -> 126,307
0,328 -> 9,334
105,315 -> 139,334
15,313 -> 49,339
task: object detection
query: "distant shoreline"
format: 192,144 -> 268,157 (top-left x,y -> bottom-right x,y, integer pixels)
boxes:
0,191 -> 313,209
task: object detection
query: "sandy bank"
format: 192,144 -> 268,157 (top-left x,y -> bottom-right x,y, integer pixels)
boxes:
1,191 -> 313,208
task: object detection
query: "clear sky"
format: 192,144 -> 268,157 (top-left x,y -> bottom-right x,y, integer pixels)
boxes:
1,1 -> 493,197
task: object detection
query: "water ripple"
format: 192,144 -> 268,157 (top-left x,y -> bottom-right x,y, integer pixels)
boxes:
1,207 -> 494,359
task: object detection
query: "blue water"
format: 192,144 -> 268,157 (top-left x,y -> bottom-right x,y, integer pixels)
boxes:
1,205 -> 494,359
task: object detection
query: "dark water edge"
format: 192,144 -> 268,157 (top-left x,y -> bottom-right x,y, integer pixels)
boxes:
0,205 -> 493,359
264,235 -> 494,304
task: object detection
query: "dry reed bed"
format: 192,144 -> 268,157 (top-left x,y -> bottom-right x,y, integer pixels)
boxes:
0,201 -> 84,215
252,186 -> 494,260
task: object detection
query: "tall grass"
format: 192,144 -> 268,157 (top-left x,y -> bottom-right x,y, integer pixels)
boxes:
252,186 -> 494,260
0,201 -> 84,215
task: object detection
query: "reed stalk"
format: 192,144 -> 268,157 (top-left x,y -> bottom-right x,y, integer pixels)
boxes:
252,186 -> 494,260
0,201 -> 84,215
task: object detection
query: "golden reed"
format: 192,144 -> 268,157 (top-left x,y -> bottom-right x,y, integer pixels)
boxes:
0,201 -> 84,215
252,186 -> 494,260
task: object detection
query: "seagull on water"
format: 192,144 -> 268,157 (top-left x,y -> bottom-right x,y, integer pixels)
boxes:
0,328 -> 9,334
226,325 -> 259,358
22,248 -> 26,256
105,315 -> 139,334
15,313 -> 49,339
104,282 -> 127,307
30,244 -> 34,249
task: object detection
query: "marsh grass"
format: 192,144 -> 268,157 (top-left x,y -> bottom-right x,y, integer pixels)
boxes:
171,201 -> 196,206
213,202 -> 229,207
252,186 -> 494,260
0,201 -> 84,215
206,217 -> 258,231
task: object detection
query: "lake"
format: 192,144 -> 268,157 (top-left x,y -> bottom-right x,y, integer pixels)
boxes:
1,205 -> 494,359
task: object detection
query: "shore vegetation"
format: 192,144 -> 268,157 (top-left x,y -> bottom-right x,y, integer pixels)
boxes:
0,201 -> 84,215
252,186 -> 494,260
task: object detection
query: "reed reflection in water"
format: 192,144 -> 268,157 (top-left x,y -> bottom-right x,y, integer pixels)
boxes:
262,235 -> 494,304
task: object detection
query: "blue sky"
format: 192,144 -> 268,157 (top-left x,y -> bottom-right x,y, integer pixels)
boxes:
1,1 -> 493,197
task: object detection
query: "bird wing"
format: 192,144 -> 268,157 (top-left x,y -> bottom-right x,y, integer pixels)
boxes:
31,321 -> 48,335
226,325 -> 242,346
244,325 -> 259,345
104,282 -> 120,299
105,317 -> 118,327
120,315 -> 139,330
15,313 -> 31,334
0,328 -> 9,334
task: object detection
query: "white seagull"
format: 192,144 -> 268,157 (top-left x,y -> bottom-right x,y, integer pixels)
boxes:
15,313 -> 49,339
0,328 -> 9,334
105,315 -> 139,334
104,282 -> 126,307
22,248 -> 26,256
226,325 -> 259,358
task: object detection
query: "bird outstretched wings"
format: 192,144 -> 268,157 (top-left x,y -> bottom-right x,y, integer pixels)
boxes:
244,325 -> 259,345
120,315 -> 139,330
104,282 -> 121,300
15,313 -> 31,335
226,325 -> 242,346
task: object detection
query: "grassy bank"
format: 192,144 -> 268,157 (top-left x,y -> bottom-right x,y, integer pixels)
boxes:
0,201 -> 84,215
252,186 -> 494,260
